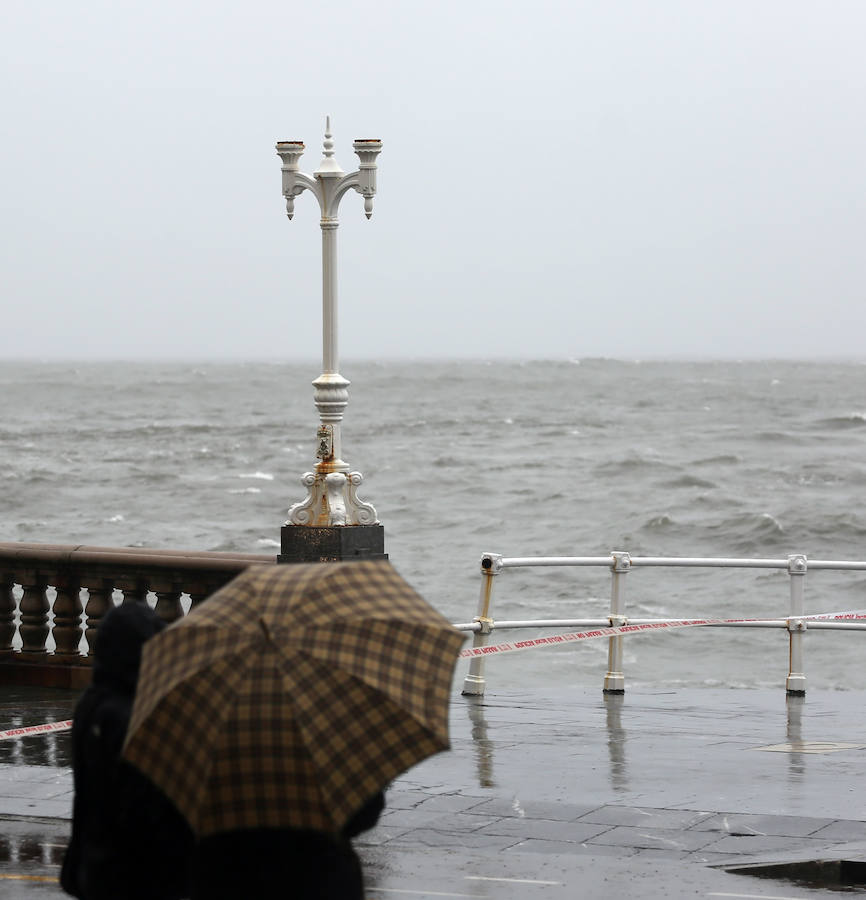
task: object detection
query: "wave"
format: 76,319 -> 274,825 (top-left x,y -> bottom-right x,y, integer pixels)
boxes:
637,510 -> 787,553
806,513 -> 866,540
659,475 -> 718,489
754,430 -> 799,442
705,512 -> 786,553
642,514 -> 676,530
432,455 -> 462,468
691,454 -> 740,466
595,454 -> 676,476
2,468 -> 57,483
815,414 -> 866,430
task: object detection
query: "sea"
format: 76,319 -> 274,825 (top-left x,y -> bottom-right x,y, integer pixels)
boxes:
3,358 -> 866,694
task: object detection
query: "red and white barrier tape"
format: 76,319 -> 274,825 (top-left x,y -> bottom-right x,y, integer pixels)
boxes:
0,720 -> 72,742
458,609 -> 866,659
1,608 -> 864,733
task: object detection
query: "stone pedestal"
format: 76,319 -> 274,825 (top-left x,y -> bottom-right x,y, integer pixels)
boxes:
277,525 -> 387,564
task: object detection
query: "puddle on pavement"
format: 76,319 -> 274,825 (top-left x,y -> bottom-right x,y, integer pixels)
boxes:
0,686 -> 77,767
0,730 -> 73,767
0,834 -> 67,868
728,859 -> 866,893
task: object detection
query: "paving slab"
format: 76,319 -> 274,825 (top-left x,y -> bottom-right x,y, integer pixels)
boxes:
577,806 -> 715,829
693,812 -> 837,837
477,817 -> 609,843
1,685 -> 866,897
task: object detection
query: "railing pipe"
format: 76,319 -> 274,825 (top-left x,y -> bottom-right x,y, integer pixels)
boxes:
807,621 -> 866,631
604,551 -> 630,693
805,560 -> 866,571
464,551 -> 866,696
786,554 -> 807,695
456,617 -> 856,631
500,557 -> 614,568
467,618 -> 791,630
627,557 -> 792,568
498,555 -> 866,572
461,553 -> 502,696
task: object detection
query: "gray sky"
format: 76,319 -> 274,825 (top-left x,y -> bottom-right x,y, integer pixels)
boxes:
2,0 -> 865,361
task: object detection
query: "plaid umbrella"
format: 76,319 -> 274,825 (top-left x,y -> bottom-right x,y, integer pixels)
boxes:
122,560 -> 464,837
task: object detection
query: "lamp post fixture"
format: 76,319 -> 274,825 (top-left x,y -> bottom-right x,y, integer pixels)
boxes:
275,118 -> 386,562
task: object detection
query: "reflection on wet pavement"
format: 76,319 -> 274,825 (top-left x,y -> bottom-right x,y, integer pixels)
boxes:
465,697 -> 495,789
0,823 -> 68,897
604,693 -> 628,792
787,694 -> 806,779
0,688 -> 76,769
0,835 -> 66,868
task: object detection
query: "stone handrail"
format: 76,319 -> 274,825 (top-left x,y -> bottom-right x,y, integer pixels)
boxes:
0,542 -> 276,688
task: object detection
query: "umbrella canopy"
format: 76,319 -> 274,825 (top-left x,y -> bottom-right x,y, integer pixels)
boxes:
122,560 -> 464,837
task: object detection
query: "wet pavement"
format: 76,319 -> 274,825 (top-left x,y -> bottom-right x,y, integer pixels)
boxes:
2,685 -> 866,897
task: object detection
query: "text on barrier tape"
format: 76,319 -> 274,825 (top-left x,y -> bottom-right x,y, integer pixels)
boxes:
458,609 -> 866,660
0,720 -> 73,742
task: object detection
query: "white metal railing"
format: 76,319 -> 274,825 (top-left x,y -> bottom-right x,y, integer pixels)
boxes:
454,552 -> 866,696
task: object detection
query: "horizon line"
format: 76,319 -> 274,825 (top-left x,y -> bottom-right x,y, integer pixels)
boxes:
1,354 -> 865,365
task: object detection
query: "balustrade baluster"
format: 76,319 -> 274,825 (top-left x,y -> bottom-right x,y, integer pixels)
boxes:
18,579 -> 49,656
154,589 -> 184,624
122,581 -> 150,605
84,581 -> 113,659
52,575 -> 84,661
188,591 -> 208,610
0,575 -> 15,654
0,544 -> 274,683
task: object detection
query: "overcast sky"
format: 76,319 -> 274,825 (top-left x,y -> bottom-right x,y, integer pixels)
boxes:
2,0 -> 865,361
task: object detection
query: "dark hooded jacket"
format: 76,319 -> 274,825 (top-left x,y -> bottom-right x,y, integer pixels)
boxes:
61,602 -> 193,900
190,792 -> 385,900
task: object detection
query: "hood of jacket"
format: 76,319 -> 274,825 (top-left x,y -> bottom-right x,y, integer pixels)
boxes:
91,602 -> 166,694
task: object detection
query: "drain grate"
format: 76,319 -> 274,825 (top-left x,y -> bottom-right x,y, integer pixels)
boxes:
727,858 -> 866,892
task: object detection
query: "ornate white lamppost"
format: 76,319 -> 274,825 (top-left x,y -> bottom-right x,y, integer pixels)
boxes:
275,118 -> 386,562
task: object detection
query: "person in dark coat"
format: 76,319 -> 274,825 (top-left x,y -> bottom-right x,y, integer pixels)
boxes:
190,791 -> 385,900
61,602 -> 194,900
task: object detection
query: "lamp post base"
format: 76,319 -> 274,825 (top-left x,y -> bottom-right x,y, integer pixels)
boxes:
277,524 -> 387,563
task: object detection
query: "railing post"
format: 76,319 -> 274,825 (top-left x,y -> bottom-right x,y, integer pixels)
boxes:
786,554 -> 807,695
604,551 -> 630,694
462,553 -> 502,697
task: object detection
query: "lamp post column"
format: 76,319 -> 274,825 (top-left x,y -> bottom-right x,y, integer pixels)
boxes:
275,119 -> 386,563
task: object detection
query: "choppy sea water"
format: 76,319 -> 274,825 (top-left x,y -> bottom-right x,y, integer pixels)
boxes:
3,359 -> 866,693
